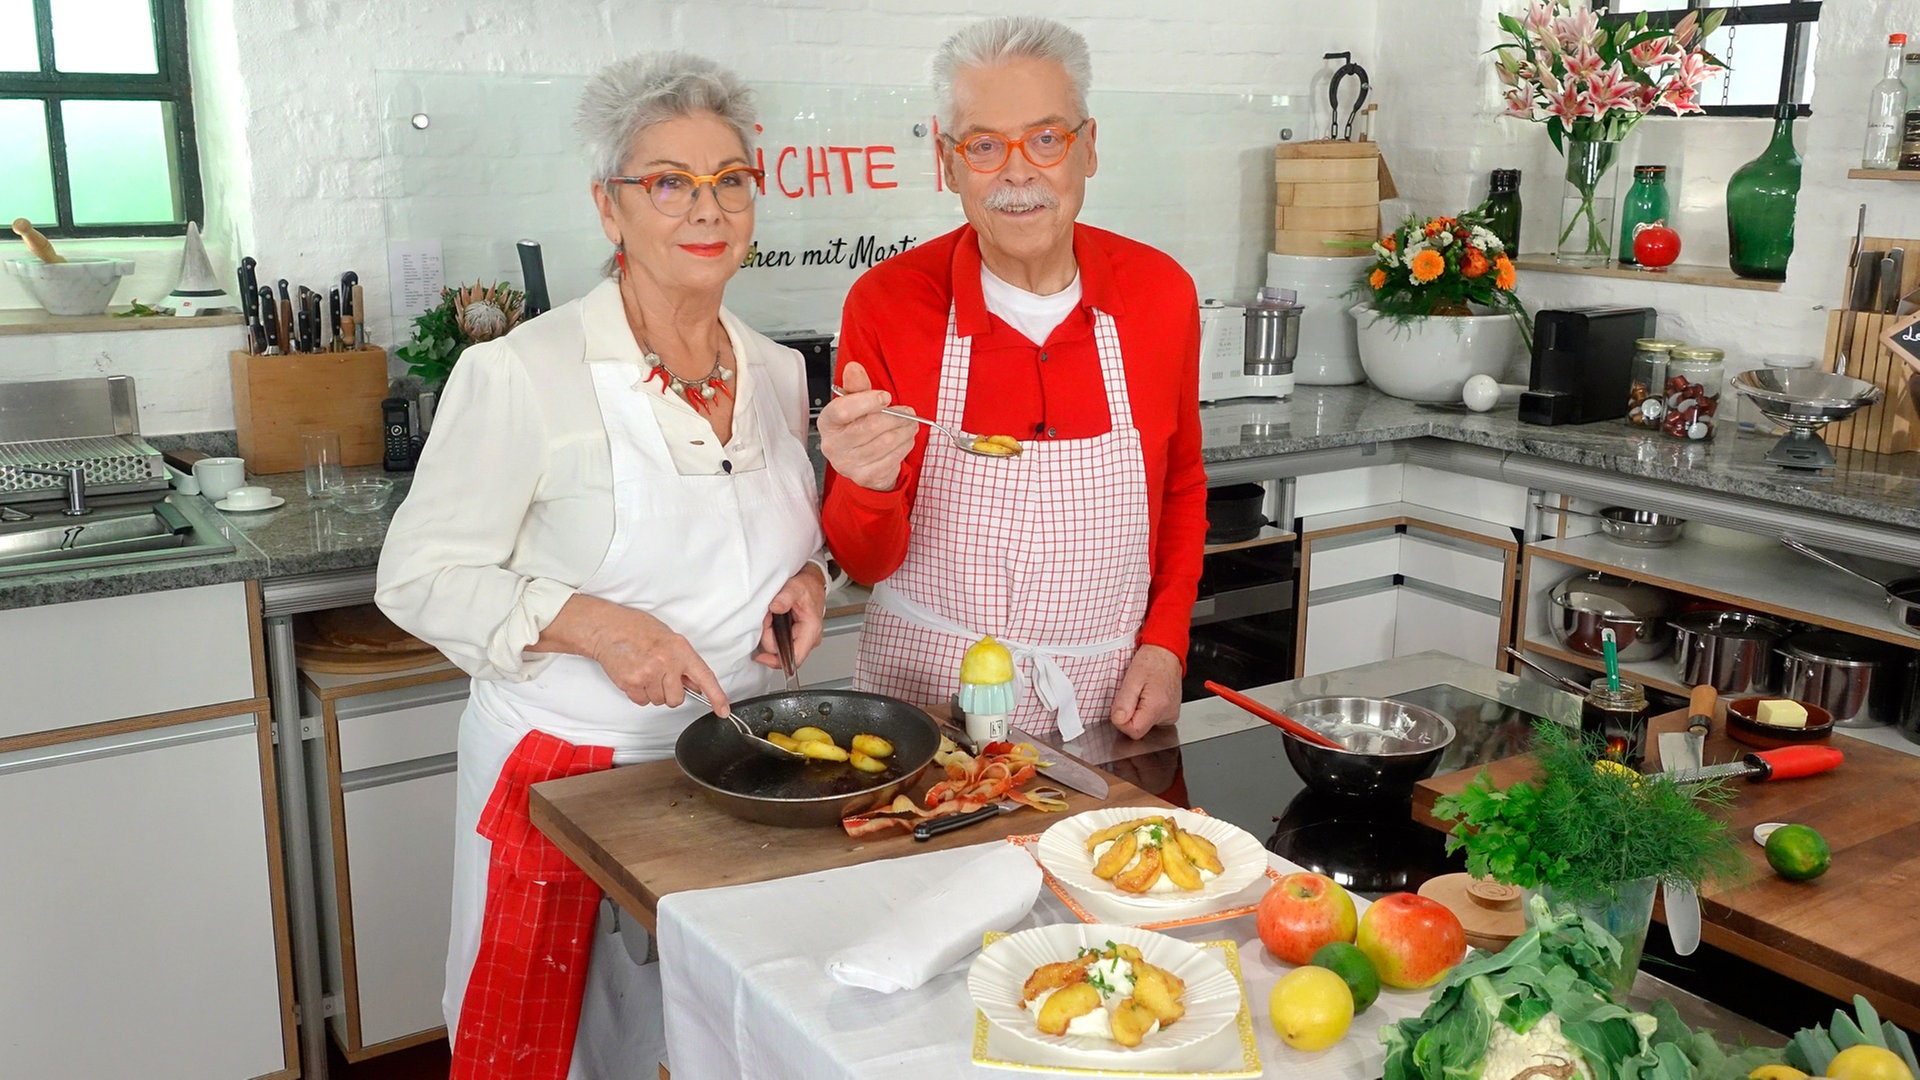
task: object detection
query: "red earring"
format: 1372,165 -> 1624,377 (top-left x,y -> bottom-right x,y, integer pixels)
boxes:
615,248 -> 627,276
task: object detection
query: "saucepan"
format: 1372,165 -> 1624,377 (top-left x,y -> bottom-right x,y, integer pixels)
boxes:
1548,571 -> 1675,661
1781,537 -> 1920,636
1535,504 -> 1686,547
675,689 -> 941,828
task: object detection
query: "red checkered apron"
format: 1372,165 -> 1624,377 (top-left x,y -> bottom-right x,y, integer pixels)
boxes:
856,304 -> 1152,740
450,730 -> 614,1080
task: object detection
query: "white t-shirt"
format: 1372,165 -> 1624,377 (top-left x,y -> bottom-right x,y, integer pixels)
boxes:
980,264 -> 1082,345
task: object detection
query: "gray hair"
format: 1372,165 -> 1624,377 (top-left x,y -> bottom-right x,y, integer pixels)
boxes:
931,16 -> 1092,130
576,52 -> 757,186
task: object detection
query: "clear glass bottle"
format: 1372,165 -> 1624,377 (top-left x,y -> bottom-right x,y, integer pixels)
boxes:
1581,677 -> 1649,767
1626,338 -> 1684,428
1728,102 -> 1802,281
1482,169 -> 1522,254
1617,165 -> 1670,267
1661,346 -> 1724,441
1864,33 -> 1909,170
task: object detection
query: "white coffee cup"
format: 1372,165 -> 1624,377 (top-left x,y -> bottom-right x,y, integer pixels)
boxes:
193,457 -> 246,501
223,485 -> 273,509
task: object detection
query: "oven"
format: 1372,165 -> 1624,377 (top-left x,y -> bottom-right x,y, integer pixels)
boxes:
1182,479 -> 1297,700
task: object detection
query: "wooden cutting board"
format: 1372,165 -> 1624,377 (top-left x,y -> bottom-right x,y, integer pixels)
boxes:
293,604 -> 444,674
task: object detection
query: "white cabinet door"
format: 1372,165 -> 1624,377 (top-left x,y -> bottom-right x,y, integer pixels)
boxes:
1395,588 -> 1503,669
0,714 -> 286,1079
343,768 -> 457,1047
1302,590 -> 1399,676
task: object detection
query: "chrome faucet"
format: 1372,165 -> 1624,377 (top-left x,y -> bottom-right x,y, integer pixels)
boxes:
16,465 -> 90,516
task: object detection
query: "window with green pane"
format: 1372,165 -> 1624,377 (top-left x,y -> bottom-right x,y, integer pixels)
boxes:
0,0 -> 202,238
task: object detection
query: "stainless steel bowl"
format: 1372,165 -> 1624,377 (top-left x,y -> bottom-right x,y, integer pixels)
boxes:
1548,572 -> 1674,661
1669,610 -> 1794,694
1279,696 -> 1456,800
1733,368 -> 1882,427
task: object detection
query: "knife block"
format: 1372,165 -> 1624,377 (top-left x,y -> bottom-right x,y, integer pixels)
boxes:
1822,235 -> 1920,456
229,346 -> 390,475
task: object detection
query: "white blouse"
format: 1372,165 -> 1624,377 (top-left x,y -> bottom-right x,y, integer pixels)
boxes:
375,279 -> 822,682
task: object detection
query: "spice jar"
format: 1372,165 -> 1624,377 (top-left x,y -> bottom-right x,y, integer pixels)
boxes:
1582,677 -> 1649,767
1660,346 -> 1724,440
1626,338 -> 1684,429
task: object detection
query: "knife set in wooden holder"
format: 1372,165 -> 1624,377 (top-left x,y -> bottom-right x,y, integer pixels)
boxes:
1821,234 -> 1920,455
229,345 -> 390,474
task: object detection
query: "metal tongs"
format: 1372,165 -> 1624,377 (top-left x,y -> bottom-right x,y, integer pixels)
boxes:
1325,51 -> 1372,141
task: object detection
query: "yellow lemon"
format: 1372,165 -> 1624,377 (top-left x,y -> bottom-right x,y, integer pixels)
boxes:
1827,1046 -> 1915,1080
1268,966 -> 1353,1052
1750,1066 -> 1810,1080
960,635 -> 1014,684
1593,759 -> 1642,784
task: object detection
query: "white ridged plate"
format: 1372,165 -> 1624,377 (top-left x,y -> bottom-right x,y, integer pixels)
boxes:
966,923 -> 1243,1066
1035,807 -> 1266,911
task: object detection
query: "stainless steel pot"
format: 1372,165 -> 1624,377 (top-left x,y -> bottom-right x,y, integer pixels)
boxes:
1669,610 -> 1794,694
1548,572 -> 1674,661
1777,630 -> 1915,729
674,689 -> 941,827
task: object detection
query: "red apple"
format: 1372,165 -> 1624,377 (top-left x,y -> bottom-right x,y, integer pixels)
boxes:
1632,223 -> 1682,269
1355,892 -> 1467,989
1256,872 -> 1357,964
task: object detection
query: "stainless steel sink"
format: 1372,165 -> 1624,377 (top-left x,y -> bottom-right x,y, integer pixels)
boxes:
0,493 -> 236,577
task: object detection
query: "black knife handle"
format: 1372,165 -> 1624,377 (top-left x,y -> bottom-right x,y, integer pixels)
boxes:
238,257 -> 258,322
340,270 -> 358,315
517,239 -> 550,318
329,287 -> 342,345
258,286 -> 280,352
914,805 -> 1006,842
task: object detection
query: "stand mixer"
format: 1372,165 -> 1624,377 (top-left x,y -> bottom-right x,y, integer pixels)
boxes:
1732,368 -> 1883,470
1198,288 -> 1300,404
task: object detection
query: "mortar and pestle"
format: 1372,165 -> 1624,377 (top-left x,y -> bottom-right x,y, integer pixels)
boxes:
6,218 -> 135,315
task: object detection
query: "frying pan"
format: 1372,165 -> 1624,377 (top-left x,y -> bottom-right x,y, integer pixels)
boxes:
1781,537 -> 1920,636
674,689 -> 941,828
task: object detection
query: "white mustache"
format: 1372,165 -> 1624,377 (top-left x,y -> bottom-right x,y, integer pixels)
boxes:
983,186 -> 1059,213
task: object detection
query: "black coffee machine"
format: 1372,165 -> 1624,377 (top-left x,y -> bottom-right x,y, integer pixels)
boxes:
1519,306 -> 1658,425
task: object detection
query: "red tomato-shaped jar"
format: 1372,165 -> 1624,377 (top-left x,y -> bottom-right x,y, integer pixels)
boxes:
1633,224 -> 1681,269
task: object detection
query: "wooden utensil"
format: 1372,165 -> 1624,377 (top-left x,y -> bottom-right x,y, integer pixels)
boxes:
1203,680 -> 1346,750
11,218 -> 64,263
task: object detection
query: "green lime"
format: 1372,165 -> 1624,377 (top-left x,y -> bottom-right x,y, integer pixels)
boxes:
1309,941 -> 1380,1014
1765,824 -> 1831,881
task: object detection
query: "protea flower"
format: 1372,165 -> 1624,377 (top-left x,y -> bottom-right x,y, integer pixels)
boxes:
454,283 -> 526,343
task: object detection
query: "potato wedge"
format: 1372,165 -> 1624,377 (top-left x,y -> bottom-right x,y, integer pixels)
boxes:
848,750 -> 887,774
798,739 -> 850,762
1091,832 -> 1138,880
1132,966 -> 1186,1027
1174,828 -> 1224,874
1113,846 -> 1163,893
1035,981 -> 1101,1036
1110,999 -> 1158,1047
765,731 -> 803,753
1113,943 -> 1143,963
1021,958 -> 1091,1002
1083,816 -> 1160,854
1158,831 -> 1204,891
850,733 -> 894,758
790,726 -> 834,745
1136,959 -> 1185,998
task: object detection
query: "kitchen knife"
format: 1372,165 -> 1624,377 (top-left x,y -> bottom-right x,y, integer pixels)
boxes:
340,270 -> 358,317
247,318 -> 266,356
1851,252 -> 1881,313
1008,725 -> 1110,799
295,285 -> 313,352
1655,732 -> 1704,956
275,279 -> 293,354
1683,685 -> 1713,772
258,286 -> 281,354
517,239 -> 551,319
913,801 -> 1016,841
238,256 -> 258,323
1669,744 -> 1842,785
1880,248 -> 1905,313
351,283 -> 365,346
309,290 -> 325,351
329,288 -> 342,350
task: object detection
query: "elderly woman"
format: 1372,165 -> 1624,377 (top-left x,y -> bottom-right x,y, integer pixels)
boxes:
375,53 -> 825,1079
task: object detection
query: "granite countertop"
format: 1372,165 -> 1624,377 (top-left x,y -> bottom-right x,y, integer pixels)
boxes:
8,384 -> 1920,610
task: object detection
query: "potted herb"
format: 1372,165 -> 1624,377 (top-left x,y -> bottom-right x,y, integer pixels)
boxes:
1432,720 -> 1743,998
396,282 -> 528,388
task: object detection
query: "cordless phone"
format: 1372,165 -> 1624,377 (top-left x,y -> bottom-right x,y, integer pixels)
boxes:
382,397 -> 416,471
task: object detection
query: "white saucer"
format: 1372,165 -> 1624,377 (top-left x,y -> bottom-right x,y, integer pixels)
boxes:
216,495 -> 285,512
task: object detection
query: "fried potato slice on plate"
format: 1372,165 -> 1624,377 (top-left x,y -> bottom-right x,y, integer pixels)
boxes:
1035,981 -> 1101,1036
850,733 -> 893,758
1091,832 -> 1138,881
1083,816 -> 1161,854
1132,965 -> 1186,1027
1175,827 -> 1225,874
1113,846 -> 1164,893
1158,831 -> 1205,891
1021,957 -> 1092,1002
1110,999 -> 1158,1047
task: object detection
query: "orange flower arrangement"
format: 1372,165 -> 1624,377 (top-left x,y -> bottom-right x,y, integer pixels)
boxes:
1410,249 -> 1447,283
1360,210 -> 1528,335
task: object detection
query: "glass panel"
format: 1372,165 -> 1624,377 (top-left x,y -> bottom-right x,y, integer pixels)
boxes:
1611,0 -> 1691,11
0,99 -> 57,224
1696,23 -> 1790,109
61,99 -> 180,225
0,0 -> 39,72
50,0 -> 158,74
1801,22 -> 1819,104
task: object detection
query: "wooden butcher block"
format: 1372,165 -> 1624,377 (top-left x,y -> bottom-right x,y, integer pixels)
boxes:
294,603 -> 444,674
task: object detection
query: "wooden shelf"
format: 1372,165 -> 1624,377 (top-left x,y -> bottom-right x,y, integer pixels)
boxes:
1520,636 -> 1689,698
1848,169 -> 1920,182
1203,524 -> 1295,555
1513,255 -> 1782,293
0,307 -> 244,336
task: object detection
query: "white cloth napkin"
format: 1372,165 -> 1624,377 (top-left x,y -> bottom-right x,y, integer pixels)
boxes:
825,841 -> 1043,993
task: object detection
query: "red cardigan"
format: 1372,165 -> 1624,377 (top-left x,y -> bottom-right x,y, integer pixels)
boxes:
823,223 -> 1208,662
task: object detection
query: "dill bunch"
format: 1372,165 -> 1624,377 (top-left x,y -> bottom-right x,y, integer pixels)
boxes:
1434,720 -> 1745,904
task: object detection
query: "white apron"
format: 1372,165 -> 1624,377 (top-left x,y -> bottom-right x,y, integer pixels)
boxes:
443,313 -> 821,1078
855,306 -> 1153,740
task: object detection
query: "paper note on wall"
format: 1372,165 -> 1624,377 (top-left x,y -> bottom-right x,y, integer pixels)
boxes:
387,239 -> 445,318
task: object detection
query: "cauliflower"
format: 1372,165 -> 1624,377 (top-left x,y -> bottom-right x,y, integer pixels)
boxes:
1478,1013 -> 1592,1080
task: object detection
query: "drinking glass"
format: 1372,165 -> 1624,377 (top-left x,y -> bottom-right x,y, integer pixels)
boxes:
302,432 -> 344,498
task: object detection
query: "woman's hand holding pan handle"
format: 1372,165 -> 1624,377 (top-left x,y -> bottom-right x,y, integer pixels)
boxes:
755,564 -> 827,671
532,594 -> 729,715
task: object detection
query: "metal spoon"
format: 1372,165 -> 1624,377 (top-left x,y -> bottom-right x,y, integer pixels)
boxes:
683,686 -> 805,761
829,385 -> 1022,458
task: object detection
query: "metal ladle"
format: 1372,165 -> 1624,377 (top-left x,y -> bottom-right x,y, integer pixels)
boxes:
829,385 -> 1022,458
683,686 -> 806,761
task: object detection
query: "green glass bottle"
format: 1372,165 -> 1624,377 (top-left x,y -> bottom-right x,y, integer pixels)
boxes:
1482,169 -> 1522,254
1726,102 -> 1802,281
1618,165 -> 1669,267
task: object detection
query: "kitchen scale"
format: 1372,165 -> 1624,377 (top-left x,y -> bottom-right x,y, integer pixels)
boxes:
1733,368 -> 1883,470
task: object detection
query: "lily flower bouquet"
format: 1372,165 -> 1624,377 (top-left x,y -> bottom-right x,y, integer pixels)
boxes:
1494,1 -> 1728,262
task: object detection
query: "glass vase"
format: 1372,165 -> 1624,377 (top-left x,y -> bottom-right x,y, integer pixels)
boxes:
1557,138 -> 1621,267
1727,102 -> 1802,281
1526,876 -> 1658,1002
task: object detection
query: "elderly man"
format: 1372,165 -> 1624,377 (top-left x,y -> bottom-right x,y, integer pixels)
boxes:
818,15 -> 1206,742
